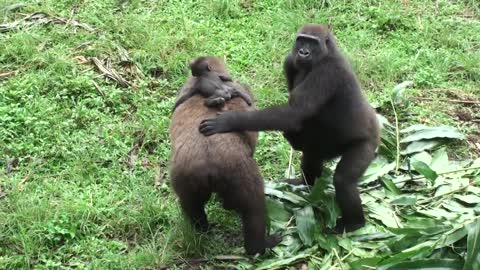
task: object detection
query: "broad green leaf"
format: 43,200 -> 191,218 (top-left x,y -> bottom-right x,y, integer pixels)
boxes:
436,227 -> 468,248
378,241 -> 434,269
379,136 -> 397,160
367,202 -> 401,228
412,160 -> 438,182
435,178 -> 469,197
435,227 -> 468,248
351,232 -> 395,242
381,175 -> 402,194
405,217 -> 450,233
377,114 -> 394,129
255,248 -> 315,270
347,223 -> 382,236
430,147 -> 450,173
308,173 -> 332,204
401,124 -> 429,133
338,237 -> 353,251
266,198 -> 291,228
377,114 -> 397,159
308,170 -> 340,228
393,80 -> 414,92
318,253 -> 334,270
412,151 -> 433,165
463,220 -> 480,270
362,156 -> 389,176
472,158 -> 480,176
401,126 -> 465,143
442,201 -> 475,217
351,247 -> 377,260
391,195 -> 417,206
391,80 -> 413,105
316,233 -> 339,251
385,258 -> 463,270
417,208 -> 458,220
295,206 -> 316,246
272,235 -> 303,256
350,257 -> 383,270
468,185 -> 480,194
402,140 -> 442,155
321,197 -> 340,229
388,217 -> 450,236
455,195 -> 480,205
388,226 -> 449,237
361,157 -> 396,185
472,158 -> 480,167
265,186 -> 307,205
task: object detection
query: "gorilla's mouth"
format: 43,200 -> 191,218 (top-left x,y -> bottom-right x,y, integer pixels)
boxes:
295,56 -> 312,69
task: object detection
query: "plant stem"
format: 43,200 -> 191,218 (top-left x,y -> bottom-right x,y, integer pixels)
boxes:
287,147 -> 294,178
332,248 -> 345,270
390,100 -> 401,174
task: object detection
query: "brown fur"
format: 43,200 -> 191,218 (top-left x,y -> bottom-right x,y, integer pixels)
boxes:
170,58 -> 279,255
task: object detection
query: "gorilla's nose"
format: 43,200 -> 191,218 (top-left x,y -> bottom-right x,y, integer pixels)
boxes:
299,48 -> 310,57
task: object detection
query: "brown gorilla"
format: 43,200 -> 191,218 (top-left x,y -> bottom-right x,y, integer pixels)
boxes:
169,57 -> 280,255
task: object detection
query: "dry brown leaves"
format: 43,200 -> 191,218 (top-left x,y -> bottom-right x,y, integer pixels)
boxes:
91,57 -> 130,88
125,132 -> 145,170
0,12 -> 95,33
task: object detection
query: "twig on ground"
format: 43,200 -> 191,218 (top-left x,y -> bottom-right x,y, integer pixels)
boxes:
17,175 -> 30,191
0,71 -> 17,80
414,97 -> 480,105
117,45 -> 145,79
92,80 -> 105,97
91,57 -> 130,88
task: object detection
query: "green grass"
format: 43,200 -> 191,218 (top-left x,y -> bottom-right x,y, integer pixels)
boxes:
1,0 -> 479,269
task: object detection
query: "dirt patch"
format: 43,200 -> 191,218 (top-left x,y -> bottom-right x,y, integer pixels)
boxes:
467,133 -> 480,154
454,108 -> 474,122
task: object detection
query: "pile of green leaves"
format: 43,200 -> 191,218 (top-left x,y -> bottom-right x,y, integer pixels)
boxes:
234,83 -> 480,270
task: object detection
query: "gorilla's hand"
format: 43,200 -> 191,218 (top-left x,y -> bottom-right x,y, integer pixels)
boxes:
199,111 -> 236,136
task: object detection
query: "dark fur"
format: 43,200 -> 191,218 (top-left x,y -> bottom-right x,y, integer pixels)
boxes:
172,56 -> 252,111
170,60 -> 279,255
199,25 -> 380,233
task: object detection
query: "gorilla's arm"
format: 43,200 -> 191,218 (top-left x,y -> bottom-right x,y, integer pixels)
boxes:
199,71 -> 334,136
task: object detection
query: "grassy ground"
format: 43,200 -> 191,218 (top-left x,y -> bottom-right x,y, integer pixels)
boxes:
1,0 -> 479,269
